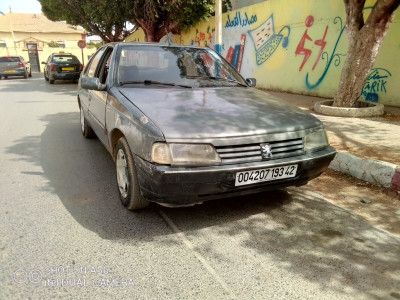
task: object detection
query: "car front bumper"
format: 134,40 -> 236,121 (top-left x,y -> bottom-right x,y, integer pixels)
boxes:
134,146 -> 336,207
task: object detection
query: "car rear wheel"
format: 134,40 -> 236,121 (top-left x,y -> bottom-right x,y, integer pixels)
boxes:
24,72 -> 28,79
115,137 -> 149,210
80,106 -> 94,138
49,79 -> 55,84
29,70 -> 32,77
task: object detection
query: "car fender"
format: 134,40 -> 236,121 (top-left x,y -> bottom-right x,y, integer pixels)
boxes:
106,90 -> 164,162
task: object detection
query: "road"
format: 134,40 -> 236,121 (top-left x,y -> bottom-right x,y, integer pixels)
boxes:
1,74 -> 399,300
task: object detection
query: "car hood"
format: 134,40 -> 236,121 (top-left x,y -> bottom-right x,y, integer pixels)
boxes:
118,87 -> 322,139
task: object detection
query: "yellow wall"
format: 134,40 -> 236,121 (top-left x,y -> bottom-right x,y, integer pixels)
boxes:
127,0 -> 400,107
0,31 -> 97,68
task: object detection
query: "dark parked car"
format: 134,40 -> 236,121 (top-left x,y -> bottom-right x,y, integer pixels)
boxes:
42,53 -> 83,84
78,42 -> 336,210
0,56 -> 31,79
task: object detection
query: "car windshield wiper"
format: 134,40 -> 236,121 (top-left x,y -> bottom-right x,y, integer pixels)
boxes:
186,75 -> 247,87
119,80 -> 192,88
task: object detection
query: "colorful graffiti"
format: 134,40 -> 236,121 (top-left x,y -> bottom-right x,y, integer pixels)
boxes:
248,14 -> 290,65
225,11 -> 258,28
226,34 -> 246,72
362,68 -> 392,102
297,16 -> 346,90
295,16 -> 328,71
191,26 -> 214,48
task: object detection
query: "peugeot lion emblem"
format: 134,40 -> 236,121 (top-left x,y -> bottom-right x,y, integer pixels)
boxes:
261,143 -> 272,159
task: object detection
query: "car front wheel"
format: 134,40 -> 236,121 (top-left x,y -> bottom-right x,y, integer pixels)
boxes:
115,137 -> 149,210
80,106 -> 94,138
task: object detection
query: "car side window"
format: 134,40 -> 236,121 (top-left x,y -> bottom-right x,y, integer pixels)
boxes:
98,48 -> 113,84
87,48 -> 106,78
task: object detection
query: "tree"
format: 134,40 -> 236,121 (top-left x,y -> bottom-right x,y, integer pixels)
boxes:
129,0 -> 231,42
39,0 -> 135,42
333,0 -> 400,107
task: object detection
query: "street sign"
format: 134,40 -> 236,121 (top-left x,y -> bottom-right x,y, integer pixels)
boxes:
78,40 -> 86,49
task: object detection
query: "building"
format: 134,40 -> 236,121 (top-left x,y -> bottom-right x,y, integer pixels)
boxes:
0,13 -> 97,72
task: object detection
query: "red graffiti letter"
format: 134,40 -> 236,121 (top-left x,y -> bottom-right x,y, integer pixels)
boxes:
312,26 -> 328,70
295,16 -> 314,72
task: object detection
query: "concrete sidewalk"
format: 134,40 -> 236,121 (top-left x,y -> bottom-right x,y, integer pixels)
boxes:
266,91 -> 400,192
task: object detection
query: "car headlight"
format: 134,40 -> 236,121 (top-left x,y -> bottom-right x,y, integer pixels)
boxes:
152,143 -> 221,166
304,129 -> 329,152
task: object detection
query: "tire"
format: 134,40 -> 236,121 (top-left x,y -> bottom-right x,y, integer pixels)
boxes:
24,72 -> 28,79
49,79 -> 55,84
80,105 -> 95,138
29,70 -> 32,77
44,72 -> 49,81
115,137 -> 149,210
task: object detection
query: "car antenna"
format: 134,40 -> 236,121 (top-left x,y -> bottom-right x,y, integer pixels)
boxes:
164,28 -> 173,46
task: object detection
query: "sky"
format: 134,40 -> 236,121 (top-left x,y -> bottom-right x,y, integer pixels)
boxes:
0,0 -> 42,14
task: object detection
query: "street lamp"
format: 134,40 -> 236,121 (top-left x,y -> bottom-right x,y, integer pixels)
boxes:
215,0 -> 222,54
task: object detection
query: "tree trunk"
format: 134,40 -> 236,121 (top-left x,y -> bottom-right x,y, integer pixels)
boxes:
333,0 -> 400,107
137,19 -> 156,42
333,27 -> 381,107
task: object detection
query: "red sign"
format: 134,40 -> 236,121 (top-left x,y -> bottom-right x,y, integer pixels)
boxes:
78,40 -> 86,49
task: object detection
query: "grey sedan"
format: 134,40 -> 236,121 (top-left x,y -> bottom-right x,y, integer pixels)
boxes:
0,56 -> 31,79
78,42 -> 336,210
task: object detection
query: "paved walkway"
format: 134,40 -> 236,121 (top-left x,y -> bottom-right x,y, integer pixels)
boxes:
266,91 -> 400,191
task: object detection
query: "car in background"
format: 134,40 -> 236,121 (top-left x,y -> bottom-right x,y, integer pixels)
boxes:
0,56 -> 31,79
78,42 -> 336,210
42,53 -> 83,84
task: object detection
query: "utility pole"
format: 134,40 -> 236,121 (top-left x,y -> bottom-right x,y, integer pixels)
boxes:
215,0 -> 222,55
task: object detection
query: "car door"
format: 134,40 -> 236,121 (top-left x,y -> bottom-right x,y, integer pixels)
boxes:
86,47 -> 113,147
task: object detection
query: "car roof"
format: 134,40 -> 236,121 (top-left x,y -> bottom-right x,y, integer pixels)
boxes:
107,42 -> 211,51
51,52 -> 76,56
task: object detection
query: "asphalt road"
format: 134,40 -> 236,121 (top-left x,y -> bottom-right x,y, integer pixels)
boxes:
1,74 -> 399,300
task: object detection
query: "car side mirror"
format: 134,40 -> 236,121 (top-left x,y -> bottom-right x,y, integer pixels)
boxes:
41,61 -> 46,64
246,78 -> 256,87
81,77 -> 106,91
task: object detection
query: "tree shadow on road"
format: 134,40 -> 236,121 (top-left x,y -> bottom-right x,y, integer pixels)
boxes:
6,111 -> 400,299
6,112 -> 291,243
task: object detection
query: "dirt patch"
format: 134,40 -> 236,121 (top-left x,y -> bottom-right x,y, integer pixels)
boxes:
328,132 -> 400,165
309,169 -> 400,236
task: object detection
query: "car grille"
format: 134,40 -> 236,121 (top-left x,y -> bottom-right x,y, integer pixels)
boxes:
215,138 -> 304,165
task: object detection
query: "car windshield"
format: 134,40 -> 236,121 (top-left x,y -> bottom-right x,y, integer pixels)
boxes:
52,55 -> 80,64
0,56 -> 21,63
116,45 -> 247,88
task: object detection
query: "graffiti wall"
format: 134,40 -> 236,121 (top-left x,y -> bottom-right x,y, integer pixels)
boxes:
126,0 -> 400,107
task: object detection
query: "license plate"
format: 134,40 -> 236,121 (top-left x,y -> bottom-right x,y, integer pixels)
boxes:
235,164 -> 298,186
5,70 -> 16,73
62,67 -> 75,71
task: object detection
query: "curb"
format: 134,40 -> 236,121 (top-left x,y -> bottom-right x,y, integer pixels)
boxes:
329,151 -> 400,192
314,100 -> 384,117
